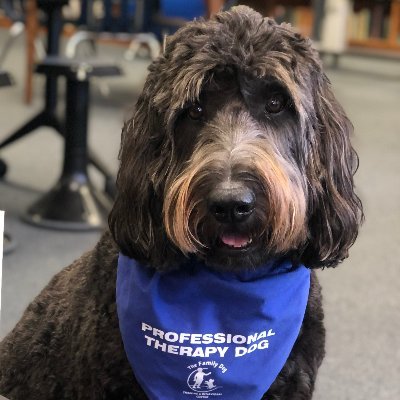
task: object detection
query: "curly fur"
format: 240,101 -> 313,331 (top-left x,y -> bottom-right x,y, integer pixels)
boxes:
109,6 -> 362,271
0,6 -> 363,400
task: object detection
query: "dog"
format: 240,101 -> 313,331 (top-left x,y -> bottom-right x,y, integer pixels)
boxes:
0,6 -> 363,400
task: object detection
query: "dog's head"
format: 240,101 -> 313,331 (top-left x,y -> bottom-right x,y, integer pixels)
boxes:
109,6 -> 363,271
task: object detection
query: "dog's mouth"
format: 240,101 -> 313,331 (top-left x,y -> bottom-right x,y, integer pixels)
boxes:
217,233 -> 253,251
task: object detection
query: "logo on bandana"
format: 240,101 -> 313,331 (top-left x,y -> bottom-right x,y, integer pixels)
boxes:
183,361 -> 225,398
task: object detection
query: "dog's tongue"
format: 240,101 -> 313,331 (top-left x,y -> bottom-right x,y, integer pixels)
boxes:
220,234 -> 251,248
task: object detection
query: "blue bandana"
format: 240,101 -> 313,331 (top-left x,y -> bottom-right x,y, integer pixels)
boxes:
117,254 -> 310,400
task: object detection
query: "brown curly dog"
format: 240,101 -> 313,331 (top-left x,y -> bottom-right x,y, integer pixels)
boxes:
0,6 -> 363,400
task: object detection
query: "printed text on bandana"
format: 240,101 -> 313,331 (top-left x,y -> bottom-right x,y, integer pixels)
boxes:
142,322 -> 276,358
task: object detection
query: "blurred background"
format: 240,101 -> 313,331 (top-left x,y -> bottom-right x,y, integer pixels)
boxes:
0,0 -> 399,399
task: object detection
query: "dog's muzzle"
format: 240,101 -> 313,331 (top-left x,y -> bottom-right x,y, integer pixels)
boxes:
207,183 -> 255,250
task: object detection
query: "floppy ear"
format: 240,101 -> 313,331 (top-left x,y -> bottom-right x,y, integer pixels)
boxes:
108,18 -> 217,269
108,92 -> 184,270
302,72 -> 364,268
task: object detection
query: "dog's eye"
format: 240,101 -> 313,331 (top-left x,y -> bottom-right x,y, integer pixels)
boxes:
188,104 -> 204,120
265,93 -> 287,114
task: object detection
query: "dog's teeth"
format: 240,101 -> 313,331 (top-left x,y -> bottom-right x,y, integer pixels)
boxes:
221,235 -> 251,248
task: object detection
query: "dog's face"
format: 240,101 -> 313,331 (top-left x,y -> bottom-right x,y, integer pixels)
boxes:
110,6 -> 363,271
164,71 -> 307,269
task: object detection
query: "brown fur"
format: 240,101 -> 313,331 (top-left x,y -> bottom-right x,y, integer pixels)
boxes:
0,6 -> 363,399
109,6 -> 362,271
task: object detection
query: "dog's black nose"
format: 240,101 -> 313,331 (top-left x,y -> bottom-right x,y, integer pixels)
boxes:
208,187 -> 255,223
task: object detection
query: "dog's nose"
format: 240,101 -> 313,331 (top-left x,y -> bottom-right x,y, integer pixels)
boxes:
208,187 -> 255,223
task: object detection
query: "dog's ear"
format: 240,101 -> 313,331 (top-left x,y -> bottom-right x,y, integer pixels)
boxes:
108,19 -> 214,269
108,92 -> 183,269
108,95 -> 157,263
302,72 -> 364,268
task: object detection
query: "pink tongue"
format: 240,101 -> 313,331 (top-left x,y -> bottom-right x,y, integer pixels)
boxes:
221,234 -> 250,248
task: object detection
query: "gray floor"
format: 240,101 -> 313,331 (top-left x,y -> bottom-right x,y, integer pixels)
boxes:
0,29 -> 400,399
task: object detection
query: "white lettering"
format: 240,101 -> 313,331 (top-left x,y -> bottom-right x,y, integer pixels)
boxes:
204,347 -> 217,357
165,331 -> 179,342
153,328 -> 164,339
202,334 -> 213,344
214,333 -> 225,344
247,343 -> 258,353
256,331 -> 266,340
247,333 -> 258,344
191,347 -> 205,357
167,344 -> 179,354
232,335 -> 246,344
191,334 -> 202,344
144,335 -> 155,346
141,322 -> 275,358
217,347 -> 229,357
179,332 -> 191,343
235,340 -> 269,357
154,339 -> 167,352
180,347 -> 193,357
219,363 -> 227,373
142,323 -> 152,332
235,347 -> 247,357
199,361 -> 218,368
